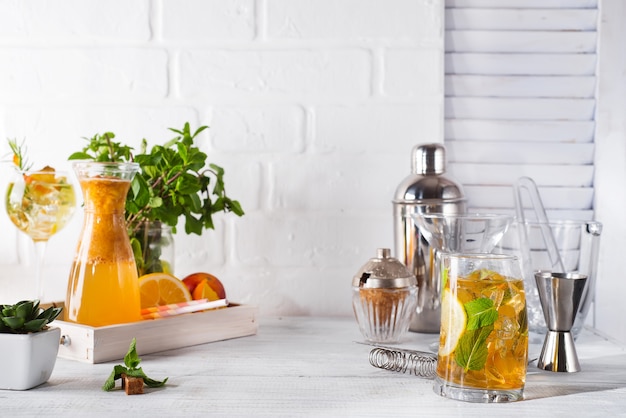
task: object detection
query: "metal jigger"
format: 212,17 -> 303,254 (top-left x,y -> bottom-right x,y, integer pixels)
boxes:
535,272 -> 588,372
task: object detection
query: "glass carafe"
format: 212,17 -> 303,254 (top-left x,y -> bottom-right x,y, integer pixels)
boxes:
64,162 -> 141,326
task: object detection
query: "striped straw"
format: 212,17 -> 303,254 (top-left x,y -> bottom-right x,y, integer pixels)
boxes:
141,298 -> 228,320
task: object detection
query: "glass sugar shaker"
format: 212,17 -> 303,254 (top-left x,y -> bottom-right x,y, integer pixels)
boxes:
352,248 -> 418,343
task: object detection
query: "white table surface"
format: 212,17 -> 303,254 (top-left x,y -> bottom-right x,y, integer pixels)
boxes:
1,316 -> 625,417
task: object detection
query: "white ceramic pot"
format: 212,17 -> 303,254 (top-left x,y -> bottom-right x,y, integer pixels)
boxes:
0,326 -> 61,390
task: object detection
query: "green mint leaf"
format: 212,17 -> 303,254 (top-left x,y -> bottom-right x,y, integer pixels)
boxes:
455,324 -> 494,371
102,365 -> 129,391
229,199 -> 245,216
126,367 -> 168,388
464,298 -> 498,330
148,196 -> 163,208
128,367 -> 169,388
193,125 -> 208,137
185,193 -> 202,213
124,368 -> 146,379
212,197 -> 225,212
102,339 -> 167,391
176,142 -> 189,163
518,305 -> 528,335
68,151 -> 93,160
209,163 -> 224,176
124,338 -> 141,370
143,375 -> 169,388
184,213 -> 203,235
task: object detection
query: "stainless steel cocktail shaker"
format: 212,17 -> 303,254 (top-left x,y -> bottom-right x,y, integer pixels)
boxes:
392,143 -> 465,333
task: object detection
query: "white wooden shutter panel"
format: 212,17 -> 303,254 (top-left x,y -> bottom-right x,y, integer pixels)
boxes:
443,0 -> 598,220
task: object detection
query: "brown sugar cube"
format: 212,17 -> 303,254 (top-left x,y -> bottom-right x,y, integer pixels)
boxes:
121,373 -> 144,395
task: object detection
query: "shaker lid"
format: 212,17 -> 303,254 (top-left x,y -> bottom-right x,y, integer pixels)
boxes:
393,143 -> 465,204
352,248 -> 417,289
413,143 -> 445,175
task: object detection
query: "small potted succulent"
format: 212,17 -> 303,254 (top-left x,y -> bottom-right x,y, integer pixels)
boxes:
0,300 -> 63,390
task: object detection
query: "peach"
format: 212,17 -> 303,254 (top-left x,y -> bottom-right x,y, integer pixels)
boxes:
182,272 -> 226,300
181,274 -> 207,294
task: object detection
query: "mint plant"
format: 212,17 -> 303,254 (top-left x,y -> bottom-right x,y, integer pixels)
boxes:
69,122 -> 244,275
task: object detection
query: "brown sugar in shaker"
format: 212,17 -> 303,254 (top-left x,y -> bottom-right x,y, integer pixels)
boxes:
351,248 -> 418,343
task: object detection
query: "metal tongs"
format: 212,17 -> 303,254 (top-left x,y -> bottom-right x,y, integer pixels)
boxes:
513,176 -> 566,275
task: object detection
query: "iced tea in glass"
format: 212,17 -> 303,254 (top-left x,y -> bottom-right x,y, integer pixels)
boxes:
434,253 -> 528,403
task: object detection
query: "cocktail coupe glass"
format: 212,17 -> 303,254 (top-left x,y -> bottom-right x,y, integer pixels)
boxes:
5,169 -> 76,301
410,213 -> 514,335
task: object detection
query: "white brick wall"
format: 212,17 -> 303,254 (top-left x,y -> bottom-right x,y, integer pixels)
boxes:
0,0 -> 444,317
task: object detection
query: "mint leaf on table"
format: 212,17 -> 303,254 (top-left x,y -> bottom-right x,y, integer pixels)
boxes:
124,338 -> 141,369
464,298 -> 498,330
455,324 -> 494,372
102,338 -> 168,392
124,367 -> 168,388
103,365 -> 129,392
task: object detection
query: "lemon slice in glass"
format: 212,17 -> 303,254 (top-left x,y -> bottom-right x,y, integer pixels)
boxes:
439,288 -> 467,356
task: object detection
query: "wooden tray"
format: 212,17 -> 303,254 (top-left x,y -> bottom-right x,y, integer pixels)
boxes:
54,303 -> 258,363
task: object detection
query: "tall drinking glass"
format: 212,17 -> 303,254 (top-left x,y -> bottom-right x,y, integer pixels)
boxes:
410,213 -> 513,333
434,253 -> 528,403
5,169 -> 76,301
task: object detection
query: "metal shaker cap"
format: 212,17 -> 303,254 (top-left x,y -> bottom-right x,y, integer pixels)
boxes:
352,248 -> 417,289
393,143 -> 465,204
413,143 -> 445,175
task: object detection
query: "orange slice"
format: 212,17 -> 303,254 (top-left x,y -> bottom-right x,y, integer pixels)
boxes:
25,166 -> 57,184
192,279 -> 220,301
138,272 -> 192,309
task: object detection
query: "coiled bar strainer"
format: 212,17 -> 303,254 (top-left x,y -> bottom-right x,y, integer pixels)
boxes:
365,344 -> 437,379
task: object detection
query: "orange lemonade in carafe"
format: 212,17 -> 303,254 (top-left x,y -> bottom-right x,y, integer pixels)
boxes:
65,162 -> 141,327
